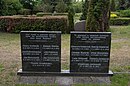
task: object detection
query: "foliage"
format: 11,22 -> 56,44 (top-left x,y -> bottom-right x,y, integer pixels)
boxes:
6,0 -> 23,15
116,0 -> 130,10
35,0 -> 72,13
80,0 -> 89,20
0,0 -> 22,16
36,13 -> 52,17
35,2 -> 53,13
68,6 -> 75,33
36,13 -> 68,17
20,0 -> 38,15
110,0 -> 115,11
43,3 -> 53,13
55,0 -> 67,13
86,0 -> 110,32
110,18 -> 130,25
110,13 -> 118,18
19,9 -> 31,15
0,16 -> 68,33
72,2 -> 82,13
117,0 -> 126,10
120,9 -> 130,17
0,0 -> 7,16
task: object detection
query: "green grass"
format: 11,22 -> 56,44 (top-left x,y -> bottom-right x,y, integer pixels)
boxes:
16,84 -> 57,86
110,74 -> 130,86
0,64 -> 4,72
74,74 -> 130,86
110,25 -> 130,39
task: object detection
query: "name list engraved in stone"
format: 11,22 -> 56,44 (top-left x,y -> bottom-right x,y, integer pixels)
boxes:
21,31 -> 61,72
70,32 -> 111,73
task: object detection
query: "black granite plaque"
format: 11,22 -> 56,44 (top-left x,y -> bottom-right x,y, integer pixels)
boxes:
21,31 -> 61,72
70,32 -> 111,73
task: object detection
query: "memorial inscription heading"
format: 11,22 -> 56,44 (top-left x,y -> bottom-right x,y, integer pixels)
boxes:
21,31 -> 61,72
70,32 -> 111,73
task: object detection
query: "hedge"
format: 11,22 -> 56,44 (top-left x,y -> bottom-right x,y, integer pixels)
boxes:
0,16 -> 69,33
110,18 -> 130,25
120,9 -> 130,17
36,13 -> 68,17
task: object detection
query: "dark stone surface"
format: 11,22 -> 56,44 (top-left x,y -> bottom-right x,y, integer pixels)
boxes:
74,20 -> 86,31
17,69 -> 113,76
21,31 -> 61,72
70,32 -> 111,73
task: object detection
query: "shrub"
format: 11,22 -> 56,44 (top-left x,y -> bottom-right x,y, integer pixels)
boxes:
0,16 -> 69,33
36,13 -> 52,17
110,18 -> 130,25
0,18 -> 8,31
120,9 -> 130,17
110,13 -> 118,18
36,12 -> 68,17
80,0 -> 89,20
55,0 -> 67,13
19,9 -> 30,15
72,2 -> 82,13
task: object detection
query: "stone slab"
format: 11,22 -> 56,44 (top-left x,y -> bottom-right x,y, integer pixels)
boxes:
37,77 -> 55,84
21,31 -> 61,72
73,77 -> 92,84
18,76 -> 111,85
55,77 -> 73,86
17,69 -> 113,76
74,20 -> 86,31
18,76 -> 37,84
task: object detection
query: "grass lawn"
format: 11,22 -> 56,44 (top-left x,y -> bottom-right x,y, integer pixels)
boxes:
0,26 -> 130,86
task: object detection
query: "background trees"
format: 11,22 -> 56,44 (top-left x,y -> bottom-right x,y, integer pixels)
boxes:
0,0 -> 23,16
0,0 -> 6,16
110,0 -> 115,11
80,0 -> 89,20
20,0 -> 38,15
55,0 -> 67,13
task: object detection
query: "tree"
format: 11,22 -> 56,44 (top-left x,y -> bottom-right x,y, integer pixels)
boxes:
86,0 -> 110,32
20,0 -> 38,15
68,6 -> 75,32
6,0 -> 23,15
126,0 -> 130,9
63,0 -> 72,5
0,0 -> 7,16
118,0 -> 126,10
55,0 -> 67,13
0,0 -> 22,16
80,0 -> 89,20
110,0 -> 115,11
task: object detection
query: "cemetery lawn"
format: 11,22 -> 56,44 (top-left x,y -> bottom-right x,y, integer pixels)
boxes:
0,26 -> 130,86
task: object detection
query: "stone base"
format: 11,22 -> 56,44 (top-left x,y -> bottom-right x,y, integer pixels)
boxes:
17,69 -> 113,76
17,76 -> 111,85
17,69 -> 113,85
